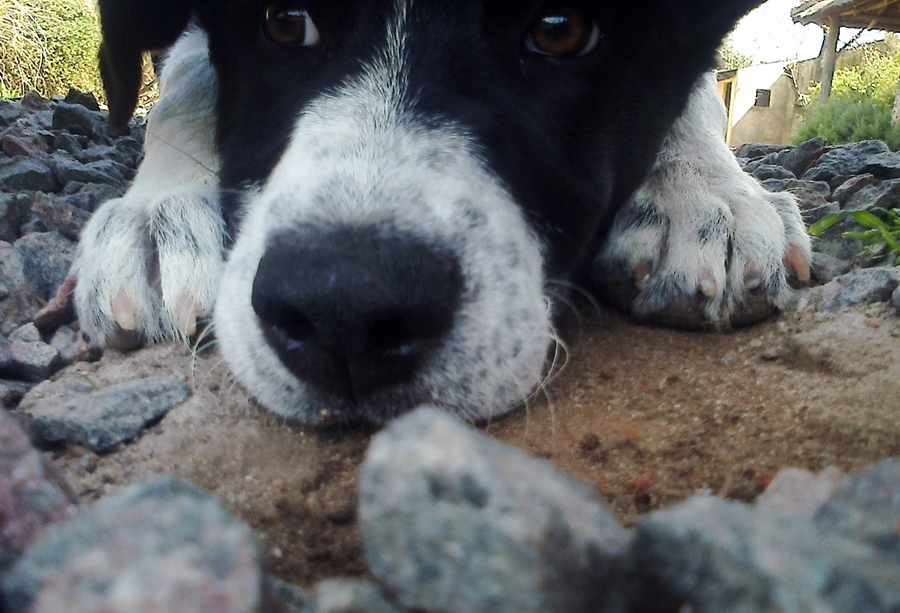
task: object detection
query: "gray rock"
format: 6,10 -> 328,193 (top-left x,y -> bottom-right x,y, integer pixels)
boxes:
0,380 -> 35,407
0,158 -> 56,192
800,201 -> 839,227
51,102 -> 101,138
1,133 -> 50,158
52,157 -> 128,191
10,322 -> 41,344
801,267 -> 900,313
762,178 -> 832,199
734,143 -> 789,159
862,152 -> 900,179
0,337 -> 14,373
0,246 -> 43,336
0,100 -> 24,127
633,496 -> 900,613
831,173 -> 876,207
114,135 -> 144,168
802,140 -> 891,183
359,407 -> 630,613
0,194 -> 30,243
29,376 -> 190,451
1,476 -> 267,613
752,164 -> 795,181
267,577 -> 313,613
74,145 -> 122,165
894,285 -> 900,313
20,92 -> 48,112
52,132 -> 82,154
14,232 -> 75,301
312,579 -> 402,613
755,467 -> 845,521
810,251 -> 852,284
787,181 -> 833,204
772,137 -> 827,177
48,326 -> 80,365
814,459 -> 900,564
0,409 -> 78,574
64,182 -> 125,213
845,178 -> 900,212
30,193 -> 90,241
8,339 -> 61,382
63,89 -> 100,113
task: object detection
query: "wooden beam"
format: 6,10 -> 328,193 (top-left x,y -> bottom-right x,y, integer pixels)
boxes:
820,14 -> 841,100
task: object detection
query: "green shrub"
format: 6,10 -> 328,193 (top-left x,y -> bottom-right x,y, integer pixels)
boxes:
0,0 -> 102,99
815,47 -> 900,106
796,47 -> 900,150
795,98 -> 900,150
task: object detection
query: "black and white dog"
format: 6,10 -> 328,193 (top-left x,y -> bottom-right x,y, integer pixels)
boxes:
73,0 -> 811,425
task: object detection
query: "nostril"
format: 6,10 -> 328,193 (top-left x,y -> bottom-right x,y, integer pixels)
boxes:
366,311 -> 448,357
271,310 -> 317,346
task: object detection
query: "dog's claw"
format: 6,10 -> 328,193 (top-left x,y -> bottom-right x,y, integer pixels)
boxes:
784,244 -> 811,283
743,263 -> 764,292
698,269 -> 718,299
112,290 -> 138,331
175,294 -> 199,337
633,259 -> 655,291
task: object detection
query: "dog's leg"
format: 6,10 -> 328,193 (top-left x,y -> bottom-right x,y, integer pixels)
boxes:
591,73 -> 811,328
73,29 -> 224,347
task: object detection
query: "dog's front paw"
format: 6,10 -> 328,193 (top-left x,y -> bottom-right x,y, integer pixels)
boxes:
592,169 -> 811,329
72,189 -> 225,347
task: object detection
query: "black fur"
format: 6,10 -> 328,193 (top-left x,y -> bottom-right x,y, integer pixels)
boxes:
97,0 -> 763,283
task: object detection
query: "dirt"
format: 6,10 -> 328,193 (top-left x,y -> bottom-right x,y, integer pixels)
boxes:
23,301 -> 900,587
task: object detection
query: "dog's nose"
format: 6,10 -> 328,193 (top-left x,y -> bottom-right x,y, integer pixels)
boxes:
251,227 -> 463,402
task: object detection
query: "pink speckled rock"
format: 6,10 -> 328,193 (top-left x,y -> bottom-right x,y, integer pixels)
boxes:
0,409 -> 78,572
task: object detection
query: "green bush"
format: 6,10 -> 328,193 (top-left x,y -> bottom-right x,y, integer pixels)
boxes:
796,47 -> 900,150
795,98 -> 900,150
0,0 -> 102,99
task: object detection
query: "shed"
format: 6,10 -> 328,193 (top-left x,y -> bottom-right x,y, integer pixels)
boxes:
792,0 -> 900,98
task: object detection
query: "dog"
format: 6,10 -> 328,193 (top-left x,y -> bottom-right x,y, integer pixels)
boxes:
72,0 -> 811,426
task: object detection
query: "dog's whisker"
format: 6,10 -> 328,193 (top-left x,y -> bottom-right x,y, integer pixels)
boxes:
545,278 -> 604,323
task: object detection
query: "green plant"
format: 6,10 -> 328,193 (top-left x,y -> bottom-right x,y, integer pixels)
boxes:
794,98 -> 900,150
809,208 -> 900,265
796,47 -> 900,150
0,0 -> 102,99
809,47 -> 900,107
719,44 -> 753,72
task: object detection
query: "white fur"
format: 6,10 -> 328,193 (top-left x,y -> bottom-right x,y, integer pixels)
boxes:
596,73 -> 811,326
214,0 -> 552,422
73,30 -> 224,345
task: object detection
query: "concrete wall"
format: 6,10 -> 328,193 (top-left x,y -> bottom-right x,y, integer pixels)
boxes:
724,63 -> 797,146
718,37 -> 900,147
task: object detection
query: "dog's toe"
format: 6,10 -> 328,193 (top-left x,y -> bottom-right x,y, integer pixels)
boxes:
593,179 -> 810,329
72,190 -> 224,347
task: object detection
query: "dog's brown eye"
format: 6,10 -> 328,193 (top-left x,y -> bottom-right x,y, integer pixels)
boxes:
526,5 -> 601,57
263,2 -> 320,47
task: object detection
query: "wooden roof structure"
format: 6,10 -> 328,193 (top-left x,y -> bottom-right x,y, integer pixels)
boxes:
791,0 -> 900,98
792,0 -> 900,32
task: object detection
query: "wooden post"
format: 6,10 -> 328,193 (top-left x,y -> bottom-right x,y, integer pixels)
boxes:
893,79 -> 900,125
819,15 -> 840,100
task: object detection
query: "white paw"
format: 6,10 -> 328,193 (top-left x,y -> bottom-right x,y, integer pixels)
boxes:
592,165 -> 811,328
72,188 -> 225,347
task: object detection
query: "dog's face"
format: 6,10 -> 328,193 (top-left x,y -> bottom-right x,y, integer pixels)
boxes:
99,0 -> 761,425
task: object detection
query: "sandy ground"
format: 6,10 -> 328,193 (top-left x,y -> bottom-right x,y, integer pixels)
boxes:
23,301 -> 900,587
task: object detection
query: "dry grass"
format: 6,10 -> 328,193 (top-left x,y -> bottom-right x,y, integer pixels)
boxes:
0,0 -> 102,99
